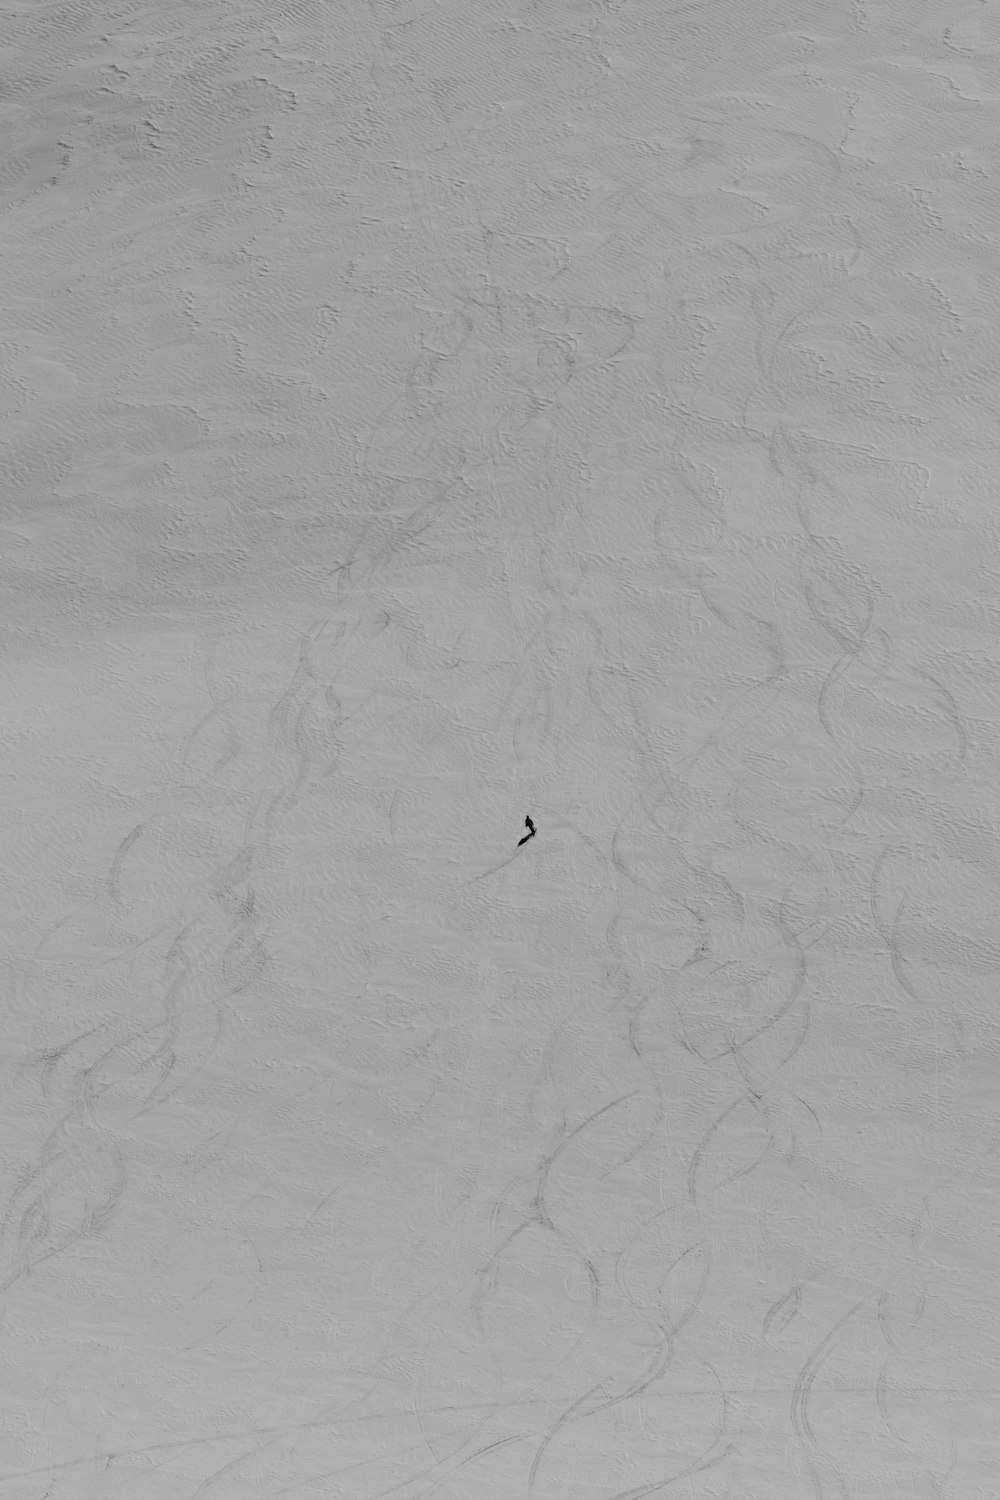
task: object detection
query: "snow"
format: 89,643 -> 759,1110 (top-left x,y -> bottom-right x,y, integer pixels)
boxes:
1,1 -> 999,1495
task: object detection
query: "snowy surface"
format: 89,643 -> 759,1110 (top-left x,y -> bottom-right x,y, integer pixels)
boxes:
2,1 -> 1000,1496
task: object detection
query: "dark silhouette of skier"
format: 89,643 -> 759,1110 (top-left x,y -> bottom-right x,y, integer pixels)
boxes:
471,816 -> 537,883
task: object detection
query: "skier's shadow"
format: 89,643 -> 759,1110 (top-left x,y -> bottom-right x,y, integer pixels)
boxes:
470,816 -> 536,883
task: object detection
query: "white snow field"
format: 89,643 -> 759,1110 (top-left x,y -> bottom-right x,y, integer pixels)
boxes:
2,1 -> 1000,1496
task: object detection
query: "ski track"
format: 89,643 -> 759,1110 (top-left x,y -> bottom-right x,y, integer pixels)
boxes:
1,1 -> 999,1496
